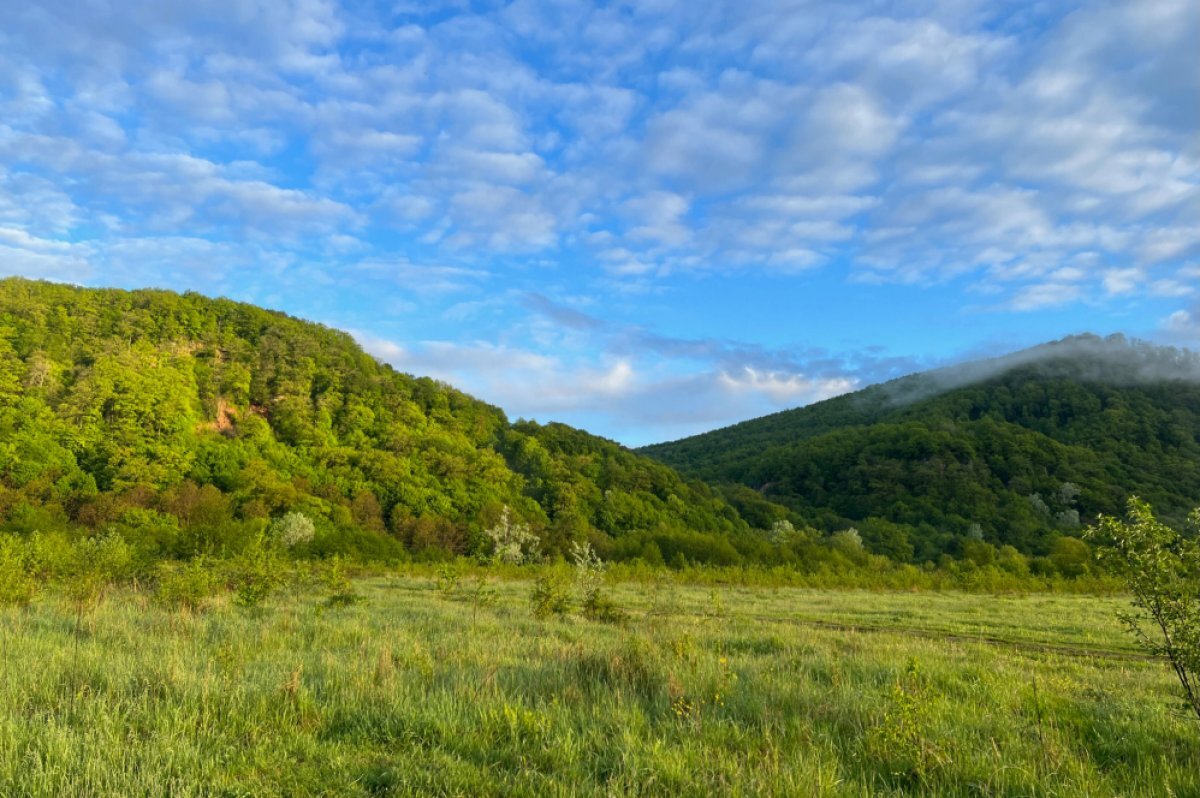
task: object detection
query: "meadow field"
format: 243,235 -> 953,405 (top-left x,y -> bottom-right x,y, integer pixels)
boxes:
1,574 -> 1196,797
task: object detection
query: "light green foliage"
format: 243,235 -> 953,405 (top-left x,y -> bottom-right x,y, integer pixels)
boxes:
62,533 -> 131,626
529,570 -> 572,618
228,535 -> 286,609
867,659 -> 942,783
153,558 -> 220,612
320,556 -> 362,608
831,527 -> 863,551
435,562 -> 461,596
0,536 -> 36,607
1087,498 -> 1200,721
0,277 -> 760,570
766,518 -> 797,544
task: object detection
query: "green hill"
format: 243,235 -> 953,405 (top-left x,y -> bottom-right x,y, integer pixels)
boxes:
641,335 -> 1200,560
0,278 -> 754,564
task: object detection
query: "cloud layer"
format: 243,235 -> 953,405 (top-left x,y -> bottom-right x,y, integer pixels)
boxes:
0,0 -> 1196,442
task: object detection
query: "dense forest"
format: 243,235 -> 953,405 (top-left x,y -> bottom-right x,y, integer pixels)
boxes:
643,335 -> 1200,561
0,278 -> 771,568
2,278 -> 1194,578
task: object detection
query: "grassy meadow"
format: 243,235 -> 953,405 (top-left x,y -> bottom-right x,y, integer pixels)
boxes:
1,574 -> 1196,797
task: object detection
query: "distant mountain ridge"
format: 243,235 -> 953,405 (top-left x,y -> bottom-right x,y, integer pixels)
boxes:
641,334 -> 1200,560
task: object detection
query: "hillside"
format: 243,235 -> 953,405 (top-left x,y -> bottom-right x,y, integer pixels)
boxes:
642,335 -> 1200,560
0,278 -> 754,564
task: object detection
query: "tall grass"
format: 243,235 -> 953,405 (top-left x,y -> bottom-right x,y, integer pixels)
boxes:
0,576 -> 1194,796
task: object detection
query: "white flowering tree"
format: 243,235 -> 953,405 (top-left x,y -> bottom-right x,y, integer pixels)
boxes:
271,511 -> 316,548
486,506 -> 540,565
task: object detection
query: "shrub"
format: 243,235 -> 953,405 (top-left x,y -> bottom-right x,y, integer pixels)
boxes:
0,536 -> 36,608
228,535 -> 286,609
63,533 -> 132,633
530,571 -> 572,619
1087,498 -> 1200,722
320,556 -> 363,608
571,541 -> 624,623
154,558 -> 220,612
435,563 -> 460,596
867,659 -> 943,783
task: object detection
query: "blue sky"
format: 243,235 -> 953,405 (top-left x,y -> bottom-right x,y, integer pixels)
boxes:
1,0 -> 1196,445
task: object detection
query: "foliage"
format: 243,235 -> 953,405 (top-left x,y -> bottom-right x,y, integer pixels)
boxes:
153,557 -> 220,612
62,533 -> 131,629
320,556 -> 363,608
1087,498 -> 1200,722
270,511 -> 315,548
529,570 -> 572,619
0,535 -> 36,607
485,506 -> 540,565
572,540 -> 624,623
228,535 -> 286,609
644,333 -> 1200,561
867,659 -> 943,784
0,278 -> 759,568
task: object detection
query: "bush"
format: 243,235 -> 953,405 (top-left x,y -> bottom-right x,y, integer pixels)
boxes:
154,558 -> 220,612
228,536 -> 286,609
0,536 -> 36,608
1087,498 -> 1200,722
571,541 -> 625,623
63,533 -> 132,631
487,506 -> 540,565
530,571 -> 572,619
320,556 -> 363,608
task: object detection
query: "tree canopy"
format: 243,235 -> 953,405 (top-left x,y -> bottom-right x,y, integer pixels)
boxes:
0,278 -> 759,564
642,334 -> 1200,560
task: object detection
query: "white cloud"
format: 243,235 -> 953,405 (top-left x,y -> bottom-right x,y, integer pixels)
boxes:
718,367 -> 857,404
0,0 -> 1196,446
1162,307 -> 1200,340
1009,282 -> 1082,312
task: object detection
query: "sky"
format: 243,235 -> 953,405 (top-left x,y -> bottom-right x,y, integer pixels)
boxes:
0,0 -> 1197,446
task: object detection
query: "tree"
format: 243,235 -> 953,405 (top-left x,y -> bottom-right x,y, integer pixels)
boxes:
485,506 -> 540,565
1048,536 -> 1090,577
270,511 -> 315,548
1086,498 -> 1200,722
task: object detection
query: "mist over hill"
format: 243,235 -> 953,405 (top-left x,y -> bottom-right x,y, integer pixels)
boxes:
642,334 -> 1200,560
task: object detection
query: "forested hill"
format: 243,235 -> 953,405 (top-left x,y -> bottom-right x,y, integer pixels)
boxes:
641,335 -> 1200,559
0,278 -> 752,563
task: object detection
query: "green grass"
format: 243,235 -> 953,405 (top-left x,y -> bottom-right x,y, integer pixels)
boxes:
1,576 -> 1196,796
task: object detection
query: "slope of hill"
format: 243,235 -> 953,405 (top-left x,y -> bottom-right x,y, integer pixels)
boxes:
0,278 -> 753,563
642,335 -> 1200,559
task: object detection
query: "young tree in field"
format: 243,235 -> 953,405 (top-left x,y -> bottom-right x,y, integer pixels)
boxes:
1086,498 -> 1200,722
64,534 -> 131,637
485,506 -> 540,565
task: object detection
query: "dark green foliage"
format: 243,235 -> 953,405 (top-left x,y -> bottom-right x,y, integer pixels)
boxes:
644,334 -> 1200,561
0,278 -> 756,566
